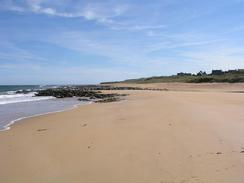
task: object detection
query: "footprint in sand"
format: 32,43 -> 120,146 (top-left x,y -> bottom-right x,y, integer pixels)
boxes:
37,128 -> 47,132
82,124 -> 87,127
119,118 -> 126,120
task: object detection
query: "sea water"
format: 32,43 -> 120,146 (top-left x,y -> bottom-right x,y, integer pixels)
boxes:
0,85 -> 90,131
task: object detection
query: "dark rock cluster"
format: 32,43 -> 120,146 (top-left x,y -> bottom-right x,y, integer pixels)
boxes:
35,85 -> 164,103
35,86 -> 128,103
36,88 -> 119,99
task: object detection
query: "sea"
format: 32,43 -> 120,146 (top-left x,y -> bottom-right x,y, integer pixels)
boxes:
0,85 -> 91,131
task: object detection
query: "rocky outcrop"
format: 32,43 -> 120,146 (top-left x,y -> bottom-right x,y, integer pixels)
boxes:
35,87 -> 125,103
35,85 -> 164,103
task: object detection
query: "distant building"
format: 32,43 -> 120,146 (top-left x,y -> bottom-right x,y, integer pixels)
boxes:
211,70 -> 224,75
177,72 -> 192,76
225,69 -> 237,74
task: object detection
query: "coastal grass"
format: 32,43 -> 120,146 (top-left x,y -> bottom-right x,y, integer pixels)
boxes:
102,70 -> 244,84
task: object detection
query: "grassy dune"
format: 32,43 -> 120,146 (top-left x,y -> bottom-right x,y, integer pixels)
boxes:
102,70 -> 244,84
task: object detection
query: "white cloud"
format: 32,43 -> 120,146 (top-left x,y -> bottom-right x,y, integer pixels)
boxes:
113,24 -> 166,31
1,1 -> 128,20
0,0 -> 167,32
47,30 -> 147,66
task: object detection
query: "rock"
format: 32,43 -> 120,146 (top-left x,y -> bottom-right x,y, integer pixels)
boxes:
35,85 -> 163,103
78,98 -> 90,102
95,97 -> 120,103
35,88 -> 120,99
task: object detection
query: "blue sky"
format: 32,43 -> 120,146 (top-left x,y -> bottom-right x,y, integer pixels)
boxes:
1,0 -> 244,84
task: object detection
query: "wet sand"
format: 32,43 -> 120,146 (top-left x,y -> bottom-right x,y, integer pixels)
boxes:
1,83 -> 244,183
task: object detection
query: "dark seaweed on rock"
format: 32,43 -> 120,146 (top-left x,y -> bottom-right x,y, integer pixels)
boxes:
35,88 -> 118,99
35,87 -> 128,103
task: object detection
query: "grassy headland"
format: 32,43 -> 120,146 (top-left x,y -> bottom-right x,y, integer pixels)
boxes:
102,69 -> 244,84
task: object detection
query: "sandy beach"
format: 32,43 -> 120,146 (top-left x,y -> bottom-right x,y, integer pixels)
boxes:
1,83 -> 244,183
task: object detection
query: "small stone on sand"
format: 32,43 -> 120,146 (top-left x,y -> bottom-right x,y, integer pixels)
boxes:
37,128 -> 47,132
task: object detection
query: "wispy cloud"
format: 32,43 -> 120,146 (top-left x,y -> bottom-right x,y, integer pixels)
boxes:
0,0 -> 167,32
1,1 -> 127,23
0,40 -> 49,64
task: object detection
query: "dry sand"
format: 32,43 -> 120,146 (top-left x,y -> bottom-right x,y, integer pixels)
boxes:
1,83 -> 244,183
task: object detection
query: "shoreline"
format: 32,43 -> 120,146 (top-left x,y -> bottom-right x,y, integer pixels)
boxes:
0,100 -> 93,132
2,83 -> 244,132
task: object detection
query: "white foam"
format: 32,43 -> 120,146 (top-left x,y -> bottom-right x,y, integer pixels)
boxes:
0,92 -> 54,105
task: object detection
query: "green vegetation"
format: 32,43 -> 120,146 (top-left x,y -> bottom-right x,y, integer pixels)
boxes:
102,69 -> 244,84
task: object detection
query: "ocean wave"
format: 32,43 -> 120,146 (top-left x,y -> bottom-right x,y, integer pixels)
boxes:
0,92 -> 54,105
